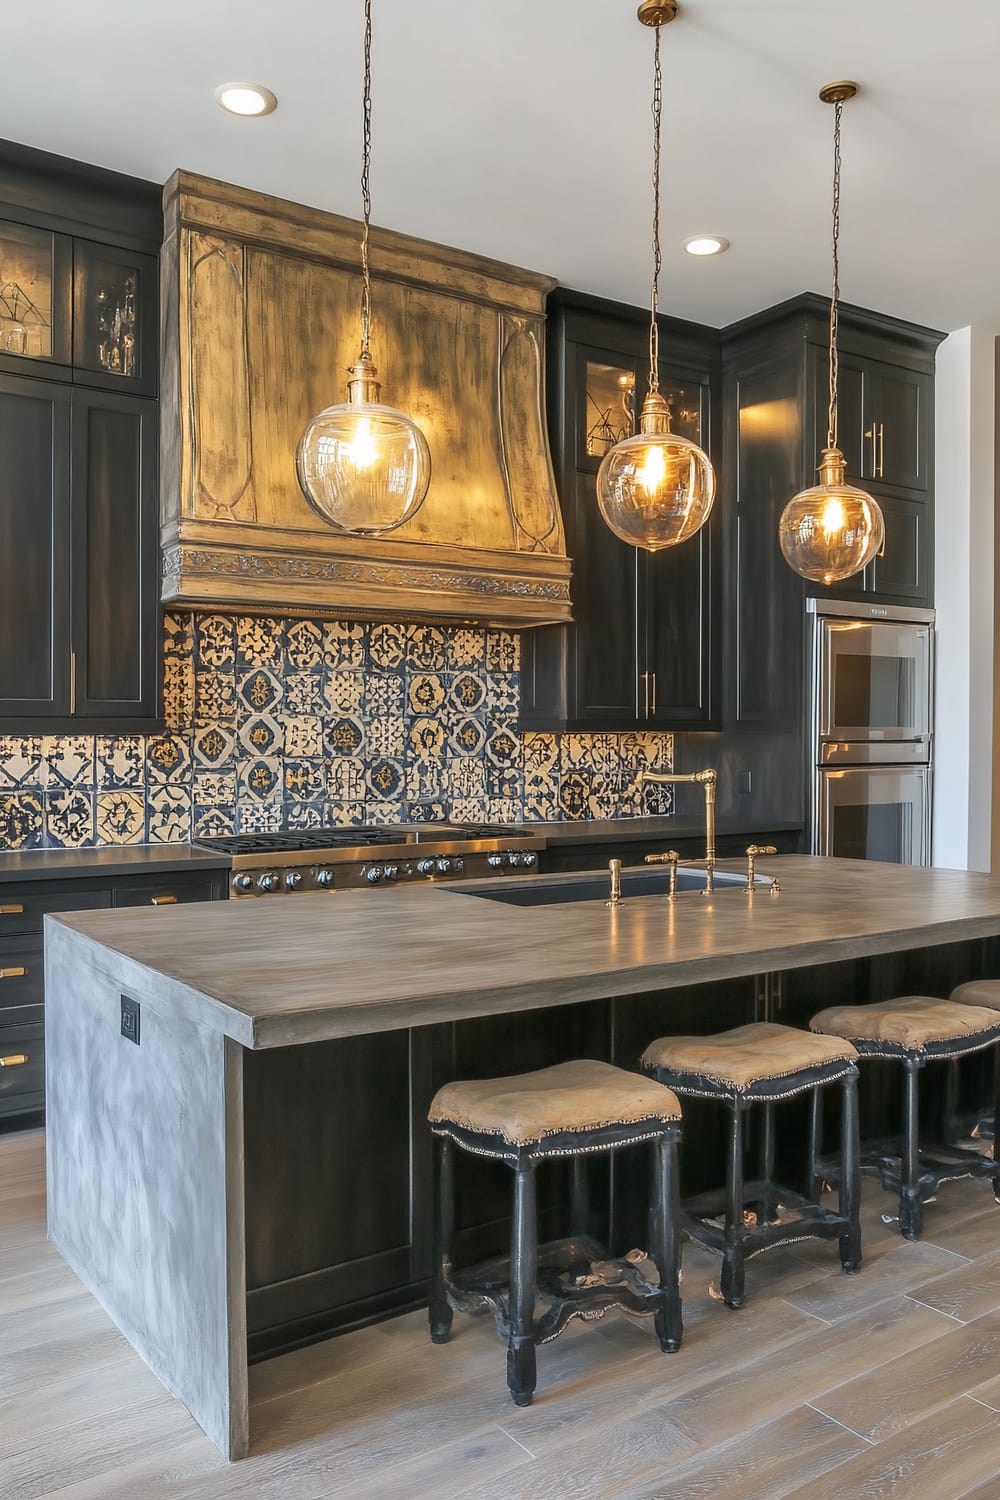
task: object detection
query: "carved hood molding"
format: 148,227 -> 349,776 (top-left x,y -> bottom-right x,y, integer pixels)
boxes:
159,172 -> 571,626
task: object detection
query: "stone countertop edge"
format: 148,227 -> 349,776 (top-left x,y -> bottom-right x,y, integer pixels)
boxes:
0,846 -> 232,881
43,858 -> 1000,1052
533,817 -> 804,846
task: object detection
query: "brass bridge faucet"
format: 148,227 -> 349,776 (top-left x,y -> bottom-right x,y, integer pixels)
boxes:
644,849 -> 681,898
636,767 -> 717,865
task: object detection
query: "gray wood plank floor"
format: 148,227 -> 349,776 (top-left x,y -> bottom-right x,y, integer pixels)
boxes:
3,1127 -> 1000,1499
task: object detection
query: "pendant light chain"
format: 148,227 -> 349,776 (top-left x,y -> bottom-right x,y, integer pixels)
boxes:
648,24 -> 662,395
359,0 -> 374,361
827,97 -> 843,452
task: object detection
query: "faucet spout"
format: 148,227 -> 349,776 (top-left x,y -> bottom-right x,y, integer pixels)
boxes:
636,767 -> 717,864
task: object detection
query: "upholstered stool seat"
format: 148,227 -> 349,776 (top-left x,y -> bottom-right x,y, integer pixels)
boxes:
642,1022 -> 862,1309
811,995 -> 1000,1240
428,1059 -> 684,1407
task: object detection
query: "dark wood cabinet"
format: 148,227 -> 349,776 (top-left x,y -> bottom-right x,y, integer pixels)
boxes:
522,289 -> 720,732
0,143 -> 163,731
0,865 -> 228,1127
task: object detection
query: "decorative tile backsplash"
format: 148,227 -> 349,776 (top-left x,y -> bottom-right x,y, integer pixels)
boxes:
0,613 -> 674,849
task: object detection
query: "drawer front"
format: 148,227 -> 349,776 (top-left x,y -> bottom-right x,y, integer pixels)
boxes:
113,876 -> 221,909
0,1023 -> 44,1113
0,888 -> 111,935
0,935 -> 44,1026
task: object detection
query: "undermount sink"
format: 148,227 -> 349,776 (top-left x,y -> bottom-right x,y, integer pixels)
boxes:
455,867 -> 753,908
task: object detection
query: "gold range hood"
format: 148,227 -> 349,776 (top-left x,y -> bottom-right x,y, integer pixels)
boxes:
158,173 -> 572,628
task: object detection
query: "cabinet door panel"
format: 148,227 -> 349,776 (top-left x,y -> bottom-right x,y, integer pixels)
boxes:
869,494 -> 930,603
572,472 -> 641,724
0,219 -> 72,378
72,240 -> 157,396
71,390 -> 158,719
0,376 -> 71,716
864,363 -> 929,492
645,524 -> 716,726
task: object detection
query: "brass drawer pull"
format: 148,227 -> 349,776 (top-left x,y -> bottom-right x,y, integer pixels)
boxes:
0,967 -> 27,979
150,894 -> 178,906
0,1054 -> 28,1068
0,904 -> 24,915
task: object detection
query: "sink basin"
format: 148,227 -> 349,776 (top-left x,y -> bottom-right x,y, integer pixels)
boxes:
455,867 -> 752,908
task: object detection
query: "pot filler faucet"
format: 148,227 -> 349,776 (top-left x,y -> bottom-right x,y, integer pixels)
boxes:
631,768 -> 781,897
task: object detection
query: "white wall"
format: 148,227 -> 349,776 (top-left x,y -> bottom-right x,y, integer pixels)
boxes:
933,327 -> 996,871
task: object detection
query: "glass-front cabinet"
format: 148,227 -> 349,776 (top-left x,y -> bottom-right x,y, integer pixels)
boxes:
0,219 -> 71,374
73,239 -> 156,395
580,355 -> 705,466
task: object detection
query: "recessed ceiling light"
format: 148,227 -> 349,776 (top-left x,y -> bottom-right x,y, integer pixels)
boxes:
215,83 -> 277,117
684,235 -> 730,257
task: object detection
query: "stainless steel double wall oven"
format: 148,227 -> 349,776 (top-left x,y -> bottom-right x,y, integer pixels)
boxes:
807,598 -> 934,866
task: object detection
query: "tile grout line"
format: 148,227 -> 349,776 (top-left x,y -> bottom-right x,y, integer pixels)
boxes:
804,1401 -> 875,1446
905,1294 -> 967,1325
964,1391 -> 1000,1413
497,1424 -> 538,1459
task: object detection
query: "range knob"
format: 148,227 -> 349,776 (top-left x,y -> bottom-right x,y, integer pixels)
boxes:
487,852 -> 504,869
232,872 -> 254,894
521,851 -> 537,868
284,871 -> 302,891
383,864 -> 400,882
452,856 -> 464,873
365,865 -> 383,884
416,858 -> 436,876
315,868 -> 334,888
506,851 -> 521,868
435,857 -> 452,875
257,872 -> 280,893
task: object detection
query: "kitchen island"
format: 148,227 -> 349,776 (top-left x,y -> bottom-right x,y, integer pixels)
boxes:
44,856 -> 1000,1458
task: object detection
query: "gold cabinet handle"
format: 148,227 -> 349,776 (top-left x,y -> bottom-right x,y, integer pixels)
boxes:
150,894 -> 178,906
639,671 -> 650,721
0,1054 -> 28,1068
0,904 -> 24,915
0,967 -> 27,979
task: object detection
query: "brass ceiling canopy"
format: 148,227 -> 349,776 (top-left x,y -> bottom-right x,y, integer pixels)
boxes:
819,80 -> 860,104
637,1 -> 679,25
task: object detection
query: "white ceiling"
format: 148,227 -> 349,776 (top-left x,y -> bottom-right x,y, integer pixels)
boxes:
4,0 -> 1000,334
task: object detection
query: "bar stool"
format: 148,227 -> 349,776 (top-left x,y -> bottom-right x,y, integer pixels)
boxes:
947,980 -> 1000,1139
811,995 -> 1000,1240
427,1059 -> 683,1406
641,1022 -> 861,1309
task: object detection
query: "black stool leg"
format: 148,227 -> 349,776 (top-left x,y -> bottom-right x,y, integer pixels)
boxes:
652,1131 -> 683,1353
507,1159 -> 538,1406
943,1057 -> 961,1145
758,1101 -> 777,1223
428,1135 -> 454,1344
992,1044 -> 1000,1203
900,1056 -> 924,1241
807,1085 -> 824,1203
570,1153 -> 590,1240
721,1100 -> 746,1308
839,1072 -> 862,1273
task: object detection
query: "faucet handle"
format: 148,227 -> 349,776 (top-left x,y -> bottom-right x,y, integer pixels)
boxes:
607,858 -> 622,907
644,851 -> 680,865
745,844 -> 778,890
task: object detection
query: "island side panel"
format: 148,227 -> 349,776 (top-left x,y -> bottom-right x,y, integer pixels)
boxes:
44,922 -> 249,1461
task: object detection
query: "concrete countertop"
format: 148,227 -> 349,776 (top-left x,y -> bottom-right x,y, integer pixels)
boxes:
0,846 -> 231,883
46,857 -> 1000,1050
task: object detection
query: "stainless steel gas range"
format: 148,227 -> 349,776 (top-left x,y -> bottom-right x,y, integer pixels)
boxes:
194,824 -> 547,899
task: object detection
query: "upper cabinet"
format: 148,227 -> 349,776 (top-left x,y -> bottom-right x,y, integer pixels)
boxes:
521,289 -> 720,732
0,143 -> 163,730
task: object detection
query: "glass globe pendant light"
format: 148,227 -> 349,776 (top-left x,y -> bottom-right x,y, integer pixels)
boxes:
779,82 -> 884,584
296,0 -> 431,537
596,1 -> 716,553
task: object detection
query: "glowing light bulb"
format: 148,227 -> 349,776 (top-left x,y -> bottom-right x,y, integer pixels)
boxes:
820,496 -> 847,541
347,416 -> 377,470
638,442 -> 667,498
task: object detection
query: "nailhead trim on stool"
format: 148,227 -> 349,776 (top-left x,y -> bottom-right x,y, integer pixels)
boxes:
643,1022 -> 862,1309
427,1059 -> 684,1407
811,995 -> 1000,1240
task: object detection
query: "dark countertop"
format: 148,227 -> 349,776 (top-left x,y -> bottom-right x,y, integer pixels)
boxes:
531,817 -> 804,846
0,846 -> 231,883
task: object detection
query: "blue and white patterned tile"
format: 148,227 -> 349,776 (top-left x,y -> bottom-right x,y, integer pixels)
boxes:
365,716 -> 406,760
325,758 -> 367,802
284,759 -> 326,803
449,672 -> 487,715
485,631 -> 519,673
640,779 -> 674,817
322,801 -> 366,827
368,623 -> 406,671
485,725 -> 522,769
286,801 -> 324,829
282,716 -> 324,759
284,671 -> 325,716
407,802 -> 448,823
0,793 -> 45,849
407,759 -> 445,801
236,616 -> 284,670
0,737 -> 46,790
523,774 -> 560,822
238,758 -> 282,803
486,674 -> 519,718
408,674 -> 446,715
486,766 -> 523,801
364,671 -> 404,717
286,619 -> 324,670
365,800 -> 404,825
323,621 -> 366,671
237,712 -> 283,758
449,797 -> 489,824
194,669 -> 237,727
146,733 -> 190,783
194,806 -> 236,839
238,667 -> 282,717
557,772 -> 593,822
162,652 -> 196,732
618,731 -> 673,773
449,718 -> 487,758
45,736 -> 95,789
448,629 -> 485,669
193,724 -> 237,770
406,625 -> 448,672
147,785 -> 192,844
485,797 -> 521,824
195,614 -> 237,669
191,770 -> 237,809
95,736 -> 145,790
45,788 -> 95,848
447,758 -> 486,801
163,611 -> 195,660
96,791 -> 145,845
523,733 -> 559,775
324,672 -> 365,716
367,759 -> 404,801
325,716 -> 366,758
236,800 -> 284,833
408,717 -> 447,761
